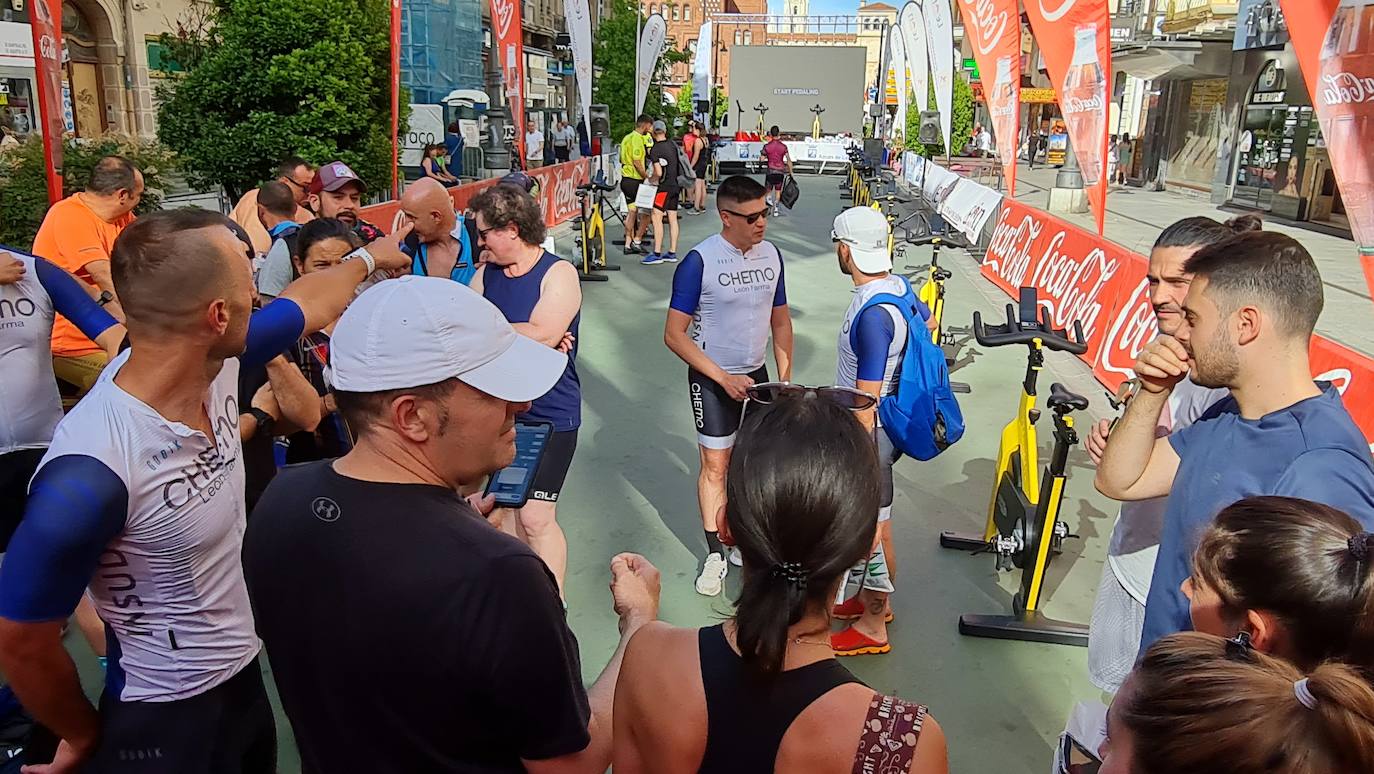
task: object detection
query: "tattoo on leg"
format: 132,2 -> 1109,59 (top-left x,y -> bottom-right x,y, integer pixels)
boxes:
867,593 -> 888,616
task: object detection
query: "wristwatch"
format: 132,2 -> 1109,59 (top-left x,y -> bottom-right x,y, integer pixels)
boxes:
342,246 -> 377,275
246,407 -> 276,436
96,290 -> 114,307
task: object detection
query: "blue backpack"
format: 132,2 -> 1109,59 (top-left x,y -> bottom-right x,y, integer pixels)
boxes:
850,277 -> 965,460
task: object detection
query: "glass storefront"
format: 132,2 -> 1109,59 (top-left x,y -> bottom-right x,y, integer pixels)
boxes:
1165,78 -> 1227,188
0,73 -> 35,138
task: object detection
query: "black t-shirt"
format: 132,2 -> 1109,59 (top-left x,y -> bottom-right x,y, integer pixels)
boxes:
649,138 -> 681,193
236,360 -> 276,512
242,462 -> 592,773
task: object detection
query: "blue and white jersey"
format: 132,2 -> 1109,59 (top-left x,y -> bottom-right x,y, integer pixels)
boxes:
835,275 -> 914,398
0,299 -> 306,702
0,249 -> 117,455
669,234 -> 787,374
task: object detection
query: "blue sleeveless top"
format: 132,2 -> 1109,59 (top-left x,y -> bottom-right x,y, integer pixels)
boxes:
481,251 -> 581,431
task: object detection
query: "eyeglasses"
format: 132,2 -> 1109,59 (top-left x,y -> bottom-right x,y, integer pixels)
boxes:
745,382 -> 877,411
282,177 -> 312,191
476,224 -> 503,241
722,208 -> 771,225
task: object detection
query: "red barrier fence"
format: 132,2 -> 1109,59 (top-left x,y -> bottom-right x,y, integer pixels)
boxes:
358,159 -> 592,234
980,198 -> 1374,441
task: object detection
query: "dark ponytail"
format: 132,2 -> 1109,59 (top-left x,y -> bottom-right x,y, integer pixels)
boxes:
1153,213 -> 1262,250
727,395 -> 879,676
1192,495 -> 1374,674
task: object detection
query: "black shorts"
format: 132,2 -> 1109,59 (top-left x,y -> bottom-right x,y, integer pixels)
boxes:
654,189 -> 679,212
620,177 -> 642,208
765,171 -> 785,188
530,429 -> 578,503
0,448 -> 43,553
688,366 -> 770,450
85,658 -> 276,773
876,428 -> 899,517
693,159 -> 708,178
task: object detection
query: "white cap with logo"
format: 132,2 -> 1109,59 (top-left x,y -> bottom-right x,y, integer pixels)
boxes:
832,206 -> 893,275
331,275 -> 567,402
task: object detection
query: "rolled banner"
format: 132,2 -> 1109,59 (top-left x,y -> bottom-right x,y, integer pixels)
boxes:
636,13 -> 668,115
890,32 -> 909,141
563,0 -> 594,140
900,1 -> 930,114
957,0 -> 1021,195
490,0 -> 528,166
692,20 -> 713,120
922,0 -> 955,154
1024,0 -> 1112,234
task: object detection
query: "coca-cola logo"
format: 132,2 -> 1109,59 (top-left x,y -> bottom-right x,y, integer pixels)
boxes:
1037,0 -> 1079,23
492,0 -> 515,40
547,165 -> 580,221
983,209 -> 1043,288
1028,231 -> 1119,341
1098,275 -> 1159,380
1064,94 -> 1103,113
967,0 -> 1010,57
1314,367 -> 1352,395
1320,72 -> 1374,106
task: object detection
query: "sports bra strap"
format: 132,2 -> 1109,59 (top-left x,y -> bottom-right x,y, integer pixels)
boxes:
851,693 -> 928,774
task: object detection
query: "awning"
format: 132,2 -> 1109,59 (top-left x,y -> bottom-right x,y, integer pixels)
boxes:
1111,40 -> 1230,81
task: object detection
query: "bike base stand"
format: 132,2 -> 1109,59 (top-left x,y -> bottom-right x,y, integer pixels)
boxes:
593,262 -> 621,272
957,611 -> 1089,647
939,531 -> 989,552
578,272 -> 609,282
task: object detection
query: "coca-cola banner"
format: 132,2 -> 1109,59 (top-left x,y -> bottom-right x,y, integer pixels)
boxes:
490,0 -> 528,166
956,0 -> 1020,195
981,198 -> 1374,442
1023,0 -> 1111,234
361,159 -> 591,233
1278,0 -> 1374,300
28,0 -> 64,204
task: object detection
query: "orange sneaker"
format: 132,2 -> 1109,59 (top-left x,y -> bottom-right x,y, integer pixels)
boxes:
831,626 -> 891,656
831,596 -> 894,622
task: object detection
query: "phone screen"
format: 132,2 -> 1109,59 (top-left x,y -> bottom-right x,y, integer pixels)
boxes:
484,421 -> 553,508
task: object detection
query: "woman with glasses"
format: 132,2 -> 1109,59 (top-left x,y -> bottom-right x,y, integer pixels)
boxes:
612,390 -> 948,773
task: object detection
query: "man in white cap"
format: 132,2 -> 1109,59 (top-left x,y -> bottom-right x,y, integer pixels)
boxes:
242,276 -> 661,774
828,206 -> 933,657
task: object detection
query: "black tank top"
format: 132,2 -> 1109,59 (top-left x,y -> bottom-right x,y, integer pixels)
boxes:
697,624 -> 864,773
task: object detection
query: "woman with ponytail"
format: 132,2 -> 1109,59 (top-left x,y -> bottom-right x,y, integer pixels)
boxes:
612,393 -> 948,773
1184,495 -> 1374,673
1100,631 -> 1374,773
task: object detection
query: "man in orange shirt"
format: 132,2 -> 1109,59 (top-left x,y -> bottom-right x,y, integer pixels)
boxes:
231,157 -> 317,255
32,155 -> 143,400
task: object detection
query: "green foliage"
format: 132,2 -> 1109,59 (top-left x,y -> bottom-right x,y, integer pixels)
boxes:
155,0 -> 406,201
0,135 -> 176,250
673,83 -> 728,130
593,0 -> 690,140
906,75 -> 975,158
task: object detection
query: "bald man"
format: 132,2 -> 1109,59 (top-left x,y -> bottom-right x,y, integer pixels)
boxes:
399,178 -> 478,285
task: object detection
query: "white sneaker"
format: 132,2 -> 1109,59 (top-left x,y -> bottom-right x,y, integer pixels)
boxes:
695,552 -> 728,596
729,547 -> 742,567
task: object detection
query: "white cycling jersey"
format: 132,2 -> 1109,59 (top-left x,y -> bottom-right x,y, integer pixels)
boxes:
668,234 -> 787,375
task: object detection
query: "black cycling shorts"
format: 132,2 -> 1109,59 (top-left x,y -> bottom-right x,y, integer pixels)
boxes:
876,428 -> 899,517
688,366 -> 770,450
530,429 -> 578,503
85,658 -> 276,773
620,177 -> 642,208
654,189 -> 679,212
0,448 -> 43,553
765,171 -> 785,188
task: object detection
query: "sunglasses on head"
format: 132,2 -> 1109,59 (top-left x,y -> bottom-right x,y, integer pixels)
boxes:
722,208 -> 771,225
745,382 -> 877,411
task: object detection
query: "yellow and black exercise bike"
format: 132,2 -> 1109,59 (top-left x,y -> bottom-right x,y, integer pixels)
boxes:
572,178 -> 621,282
940,287 -> 1091,646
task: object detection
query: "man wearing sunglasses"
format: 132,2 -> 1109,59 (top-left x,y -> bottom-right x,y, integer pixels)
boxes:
230,157 -> 316,256
665,175 -> 794,597
829,205 -> 934,656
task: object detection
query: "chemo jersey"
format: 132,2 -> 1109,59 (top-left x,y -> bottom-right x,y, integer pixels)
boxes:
0,249 -> 118,455
0,299 -> 306,703
669,234 -> 787,374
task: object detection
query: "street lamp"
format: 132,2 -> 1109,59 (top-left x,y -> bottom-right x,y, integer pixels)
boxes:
754,102 -> 769,135
809,104 -> 825,139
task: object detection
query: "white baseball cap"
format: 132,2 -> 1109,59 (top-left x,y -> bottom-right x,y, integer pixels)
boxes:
831,206 -> 892,275
331,275 -> 567,403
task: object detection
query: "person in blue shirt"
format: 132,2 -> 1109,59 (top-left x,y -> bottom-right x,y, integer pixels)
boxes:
399,178 -> 477,286
444,121 -> 464,178
1094,230 -> 1374,655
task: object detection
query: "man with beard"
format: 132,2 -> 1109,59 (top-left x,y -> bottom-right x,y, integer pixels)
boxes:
1095,230 -> 1374,654
258,161 -> 382,299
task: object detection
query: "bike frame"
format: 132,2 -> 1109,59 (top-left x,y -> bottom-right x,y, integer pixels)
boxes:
982,339 -> 1044,541
1022,411 -> 1075,613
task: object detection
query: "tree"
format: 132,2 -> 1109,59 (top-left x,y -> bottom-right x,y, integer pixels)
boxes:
673,83 -> 727,129
593,0 -> 690,140
906,74 -> 975,158
155,0 -> 405,200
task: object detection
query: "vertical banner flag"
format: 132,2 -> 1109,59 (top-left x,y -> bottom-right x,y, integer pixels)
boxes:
1024,0 -> 1111,234
563,0 -> 594,143
491,0 -> 528,167
900,1 -> 930,113
390,0 -> 402,197
636,14 -> 668,115
923,0 -> 955,154
891,33 -> 909,140
28,0 -> 64,204
692,21 -> 714,123
1279,0 -> 1374,299
957,0 -> 1021,195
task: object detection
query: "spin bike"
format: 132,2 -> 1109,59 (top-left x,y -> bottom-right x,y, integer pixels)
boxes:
571,178 -> 622,283
940,288 -> 1092,646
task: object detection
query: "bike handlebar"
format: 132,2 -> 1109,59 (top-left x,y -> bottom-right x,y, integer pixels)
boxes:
972,298 -> 1088,354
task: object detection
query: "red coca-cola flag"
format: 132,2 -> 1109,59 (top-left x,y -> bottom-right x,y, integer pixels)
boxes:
1279,0 -> 1374,300
1024,0 -> 1111,235
490,0 -> 528,167
956,0 -> 1020,196
28,0 -> 64,205
390,0 -> 401,198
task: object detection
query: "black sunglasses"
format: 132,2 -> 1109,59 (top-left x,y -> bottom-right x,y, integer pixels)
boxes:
745,382 -> 877,411
722,207 -> 771,225
476,224 -> 503,240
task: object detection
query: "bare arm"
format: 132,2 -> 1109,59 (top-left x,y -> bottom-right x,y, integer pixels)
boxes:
93,324 -> 126,360
1094,389 -> 1181,501
511,262 -> 581,348
770,304 -> 794,383
665,309 -> 729,384
82,260 -> 125,322
265,356 -> 322,433
277,224 -> 413,332
855,378 -> 882,432
0,620 -> 99,762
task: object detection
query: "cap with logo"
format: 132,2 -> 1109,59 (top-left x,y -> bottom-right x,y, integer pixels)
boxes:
310,161 -> 368,195
330,275 -> 566,403
831,206 -> 892,274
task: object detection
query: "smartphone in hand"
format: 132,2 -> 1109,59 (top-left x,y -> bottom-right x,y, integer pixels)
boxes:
484,420 -> 554,508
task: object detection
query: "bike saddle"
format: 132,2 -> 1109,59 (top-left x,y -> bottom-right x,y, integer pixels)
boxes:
933,267 -> 952,281
1047,383 -> 1089,412
905,234 -> 943,246
576,182 -> 594,191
